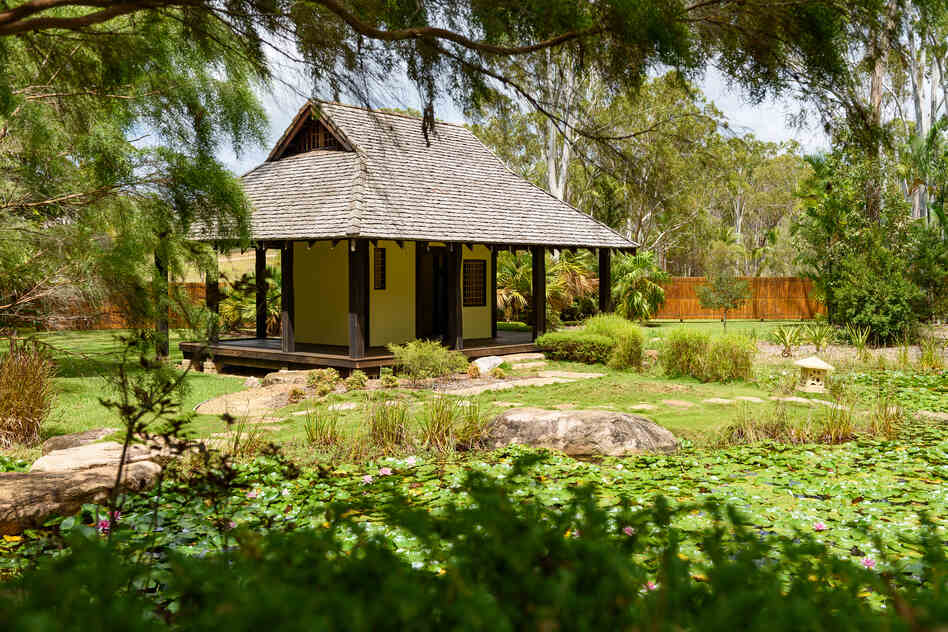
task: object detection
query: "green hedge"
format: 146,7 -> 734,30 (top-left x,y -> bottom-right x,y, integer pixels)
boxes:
536,331 -> 614,364
497,321 -> 532,332
661,329 -> 754,382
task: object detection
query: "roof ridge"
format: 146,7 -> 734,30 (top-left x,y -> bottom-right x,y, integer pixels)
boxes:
313,99 -> 468,128
459,127 -> 638,248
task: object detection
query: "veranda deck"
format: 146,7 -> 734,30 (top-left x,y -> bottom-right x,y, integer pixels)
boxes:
179,330 -> 536,372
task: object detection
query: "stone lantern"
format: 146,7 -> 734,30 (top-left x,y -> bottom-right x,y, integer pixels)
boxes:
795,356 -> 834,393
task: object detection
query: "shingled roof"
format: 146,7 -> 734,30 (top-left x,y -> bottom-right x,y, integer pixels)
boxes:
203,101 -> 636,250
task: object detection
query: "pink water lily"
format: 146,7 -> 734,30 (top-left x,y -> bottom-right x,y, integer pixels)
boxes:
645,581 -> 658,591
362,474 -> 374,484
96,519 -> 111,534
379,467 -> 393,476
405,456 -> 417,466
813,521 -> 827,532
623,526 -> 635,536
246,489 -> 259,499
861,557 -> 876,569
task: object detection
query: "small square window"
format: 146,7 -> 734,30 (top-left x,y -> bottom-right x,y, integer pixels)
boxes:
374,248 -> 386,290
463,260 -> 486,307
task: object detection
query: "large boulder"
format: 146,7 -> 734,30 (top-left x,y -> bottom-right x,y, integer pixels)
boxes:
30,441 -> 156,474
486,407 -> 677,457
41,427 -> 118,455
0,461 -> 161,535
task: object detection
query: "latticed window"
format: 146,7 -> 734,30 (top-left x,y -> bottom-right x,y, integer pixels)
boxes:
463,260 -> 486,306
374,248 -> 386,290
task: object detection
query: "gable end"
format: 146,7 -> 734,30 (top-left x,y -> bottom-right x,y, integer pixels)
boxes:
268,107 -> 350,161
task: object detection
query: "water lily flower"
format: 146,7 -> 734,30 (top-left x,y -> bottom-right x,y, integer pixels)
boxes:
861,557 -> 876,569
96,519 -> 111,534
281,488 -> 290,497
362,474 -> 374,484
623,526 -> 635,536
405,456 -> 417,466
246,489 -> 259,499
813,521 -> 827,531
645,581 -> 658,591
379,467 -> 393,476
227,521 -> 237,530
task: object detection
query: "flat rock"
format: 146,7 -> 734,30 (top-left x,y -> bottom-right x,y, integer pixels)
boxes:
328,402 -> 359,411
195,383 -> 295,417
492,401 -> 524,408
735,396 -> 766,404
243,376 -> 262,389
503,353 -> 546,363
628,403 -> 657,411
473,356 -> 505,373
917,410 -> 948,422
448,376 -> 575,396
0,461 -> 161,535
511,361 -> 547,370
661,399 -> 695,408
553,403 -> 576,410
486,407 -> 677,457
702,398 -> 735,405
41,428 -> 118,455
261,370 -> 312,386
538,370 -> 604,379
30,441 -> 157,474
770,396 -> 815,406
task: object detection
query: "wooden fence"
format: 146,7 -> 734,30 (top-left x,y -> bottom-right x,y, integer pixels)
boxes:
53,277 -> 822,330
54,283 -> 206,330
653,277 -> 825,320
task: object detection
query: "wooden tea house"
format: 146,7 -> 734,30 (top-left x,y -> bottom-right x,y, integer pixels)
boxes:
181,101 -> 637,371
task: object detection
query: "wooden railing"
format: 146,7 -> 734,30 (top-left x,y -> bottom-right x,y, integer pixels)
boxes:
652,277 -> 825,320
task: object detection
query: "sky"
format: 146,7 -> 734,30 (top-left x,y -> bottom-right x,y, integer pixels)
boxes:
221,65 -> 830,175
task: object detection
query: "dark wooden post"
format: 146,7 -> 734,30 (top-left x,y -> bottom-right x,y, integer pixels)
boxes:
348,239 -> 369,359
598,247 -> 613,314
280,242 -> 295,353
255,246 -> 268,338
490,246 -> 498,340
446,245 -> 464,349
206,253 -> 220,344
154,245 -> 169,359
532,245 -> 546,339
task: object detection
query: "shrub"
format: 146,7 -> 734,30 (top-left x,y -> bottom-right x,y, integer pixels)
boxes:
845,323 -> 872,362
379,367 -> 399,389
661,329 -> 710,379
369,401 -> 410,453
307,368 -> 340,395
467,363 -> 481,379
303,409 -> 341,447
702,335 -> 755,382
918,333 -> 945,371
288,387 -> 306,403
387,340 -> 468,384
345,370 -> 368,391
582,313 -> 640,340
607,330 -> 644,370
535,331 -> 613,364
662,330 -> 753,382
0,335 -> 55,447
489,366 -> 506,379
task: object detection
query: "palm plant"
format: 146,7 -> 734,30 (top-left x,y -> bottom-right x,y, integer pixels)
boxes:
496,252 -> 532,322
611,251 -> 668,322
218,266 -> 281,334
844,323 -> 871,362
803,321 -> 834,352
771,325 -> 802,358
547,250 -> 596,317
